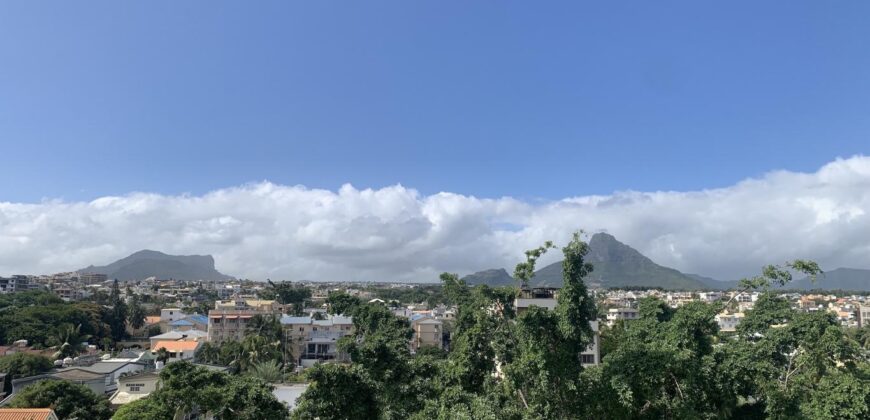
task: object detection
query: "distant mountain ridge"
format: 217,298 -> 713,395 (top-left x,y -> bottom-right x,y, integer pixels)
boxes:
789,268 -> 870,291
78,250 -> 234,281
463,233 -> 707,290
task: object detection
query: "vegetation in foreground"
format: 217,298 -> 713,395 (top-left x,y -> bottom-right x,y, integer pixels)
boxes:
292,232 -> 870,420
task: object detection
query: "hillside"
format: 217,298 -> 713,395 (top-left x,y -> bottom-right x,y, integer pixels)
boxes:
529,233 -> 706,290
788,267 -> 870,291
686,273 -> 740,290
462,268 -> 515,286
465,233 -> 707,290
78,250 -> 234,281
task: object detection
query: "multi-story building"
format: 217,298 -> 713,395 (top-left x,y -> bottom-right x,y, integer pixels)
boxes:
215,298 -> 282,313
715,312 -> 745,332
280,315 -> 353,368
856,305 -> 870,328
513,287 -> 601,366
0,275 -> 40,294
606,307 -> 639,326
79,273 -> 108,284
515,288 -> 559,314
207,310 -> 264,344
410,315 -> 443,351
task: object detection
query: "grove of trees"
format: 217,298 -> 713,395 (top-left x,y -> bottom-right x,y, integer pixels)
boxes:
113,361 -> 288,419
291,233 -> 870,420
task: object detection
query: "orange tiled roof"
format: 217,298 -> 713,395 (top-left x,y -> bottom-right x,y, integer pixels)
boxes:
151,340 -> 201,352
145,316 -> 161,325
0,408 -> 58,420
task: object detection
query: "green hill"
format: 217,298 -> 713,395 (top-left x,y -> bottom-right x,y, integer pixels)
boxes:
78,249 -> 234,282
461,268 -> 516,286
788,267 -> 870,291
465,233 -> 706,290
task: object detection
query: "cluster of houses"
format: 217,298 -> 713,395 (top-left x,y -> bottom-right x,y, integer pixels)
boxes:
598,288 -> 870,332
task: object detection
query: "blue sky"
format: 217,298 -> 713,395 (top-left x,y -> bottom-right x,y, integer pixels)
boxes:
1,1 -> 869,203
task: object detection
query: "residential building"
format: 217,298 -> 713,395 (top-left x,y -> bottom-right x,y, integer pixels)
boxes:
0,409 -> 59,420
410,315 -> 443,351
109,371 -> 161,407
160,308 -> 185,324
515,288 -> 559,314
150,340 -> 202,363
280,315 -> 353,368
149,330 -> 207,349
207,310 -> 266,344
699,292 -> 723,302
606,308 -> 639,326
856,305 -> 870,328
715,312 -> 745,332
214,298 -> 281,312
79,273 -> 108,284
581,321 -> 601,366
54,361 -> 147,394
0,276 -> 40,294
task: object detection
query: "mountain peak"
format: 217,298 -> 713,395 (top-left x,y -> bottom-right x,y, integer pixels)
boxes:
466,233 -> 706,290
78,250 -> 231,281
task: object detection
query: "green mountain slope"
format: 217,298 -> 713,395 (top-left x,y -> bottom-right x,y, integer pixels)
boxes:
788,267 -> 870,291
461,268 -> 516,286
465,233 -> 706,290
79,249 -> 234,281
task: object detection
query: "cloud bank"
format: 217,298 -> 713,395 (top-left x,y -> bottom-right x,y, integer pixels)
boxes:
2,156 -> 870,282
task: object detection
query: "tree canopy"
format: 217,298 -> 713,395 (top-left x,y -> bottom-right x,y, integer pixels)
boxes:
292,233 -> 870,420
7,379 -> 112,420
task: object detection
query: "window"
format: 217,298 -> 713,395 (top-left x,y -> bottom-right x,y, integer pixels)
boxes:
307,344 -> 316,354
580,354 -> 595,364
129,386 -> 141,392
299,327 -> 303,331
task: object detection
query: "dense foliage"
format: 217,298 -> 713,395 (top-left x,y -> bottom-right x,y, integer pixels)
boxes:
196,314 -> 289,376
0,291 -> 125,351
260,281 -> 312,315
112,361 -> 288,420
7,379 -> 112,420
293,233 -> 870,419
0,353 -> 54,394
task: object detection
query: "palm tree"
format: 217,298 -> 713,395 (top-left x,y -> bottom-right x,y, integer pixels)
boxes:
195,342 -> 220,364
249,359 -> 283,383
52,324 -> 91,359
155,347 -> 170,364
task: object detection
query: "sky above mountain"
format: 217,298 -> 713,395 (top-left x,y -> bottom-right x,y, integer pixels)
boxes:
1,3 -> 869,281
1,2 -> 870,202
2,156 -> 869,281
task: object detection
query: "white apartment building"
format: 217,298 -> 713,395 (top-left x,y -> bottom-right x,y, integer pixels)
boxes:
281,315 -> 354,368
715,312 -> 745,332
606,307 -> 639,326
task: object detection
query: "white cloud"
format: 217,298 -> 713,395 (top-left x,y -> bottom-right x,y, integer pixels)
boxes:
2,156 -> 870,282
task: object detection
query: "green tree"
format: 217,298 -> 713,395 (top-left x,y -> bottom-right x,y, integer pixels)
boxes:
249,359 -> 283,383
326,292 -> 361,315
127,293 -> 146,330
139,361 -> 289,419
7,379 -> 112,420
0,353 -> 54,394
265,281 -> 312,315
52,323 -> 91,359
112,397 -> 174,420
292,364 -> 379,420
107,279 -> 128,341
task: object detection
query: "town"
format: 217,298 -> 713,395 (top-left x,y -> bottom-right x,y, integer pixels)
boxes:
1,263 -> 869,418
